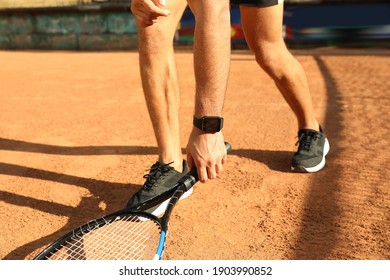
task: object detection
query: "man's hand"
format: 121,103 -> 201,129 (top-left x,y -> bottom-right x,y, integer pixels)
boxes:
186,129 -> 227,183
131,0 -> 171,26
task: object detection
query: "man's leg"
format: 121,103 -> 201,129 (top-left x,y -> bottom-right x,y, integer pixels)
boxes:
240,3 -> 319,131
240,3 -> 329,172
127,0 -> 191,213
136,0 -> 187,172
128,0 -> 231,214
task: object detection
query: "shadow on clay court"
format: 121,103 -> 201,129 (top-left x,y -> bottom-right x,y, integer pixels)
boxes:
230,149 -> 293,173
0,159 -> 141,259
0,140 -> 293,259
291,55 -> 345,259
0,138 -> 160,155
0,144 -> 160,259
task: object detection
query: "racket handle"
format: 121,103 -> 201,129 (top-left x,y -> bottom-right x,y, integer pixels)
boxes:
180,142 -> 232,190
225,141 -> 232,153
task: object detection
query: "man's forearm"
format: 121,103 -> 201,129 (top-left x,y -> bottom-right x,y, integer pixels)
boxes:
190,0 -> 231,118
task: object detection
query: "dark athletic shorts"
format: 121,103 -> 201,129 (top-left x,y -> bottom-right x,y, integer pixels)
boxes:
231,0 -> 283,7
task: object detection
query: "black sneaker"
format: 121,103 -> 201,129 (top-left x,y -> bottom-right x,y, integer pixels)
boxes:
127,160 -> 192,216
291,127 -> 330,173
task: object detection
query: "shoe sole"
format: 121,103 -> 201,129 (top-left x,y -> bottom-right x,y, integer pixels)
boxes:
291,138 -> 330,173
140,187 -> 193,218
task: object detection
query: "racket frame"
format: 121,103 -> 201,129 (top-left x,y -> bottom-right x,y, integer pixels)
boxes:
34,174 -> 196,260
34,142 -> 231,260
33,209 -> 162,260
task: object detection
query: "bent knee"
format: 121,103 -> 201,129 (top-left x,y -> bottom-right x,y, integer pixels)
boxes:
252,46 -> 290,78
189,0 -> 230,23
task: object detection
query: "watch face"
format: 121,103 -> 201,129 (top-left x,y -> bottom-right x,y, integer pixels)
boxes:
202,117 -> 223,132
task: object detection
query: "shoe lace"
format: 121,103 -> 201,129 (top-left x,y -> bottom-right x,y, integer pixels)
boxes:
296,131 -> 320,151
143,161 -> 174,191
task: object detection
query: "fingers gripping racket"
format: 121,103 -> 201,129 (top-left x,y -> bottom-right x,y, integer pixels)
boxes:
34,142 -> 232,260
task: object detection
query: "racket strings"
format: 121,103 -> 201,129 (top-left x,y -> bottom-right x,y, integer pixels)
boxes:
47,214 -> 161,260
88,217 -> 155,260
51,216 -> 157,260
78,216 -> 157,260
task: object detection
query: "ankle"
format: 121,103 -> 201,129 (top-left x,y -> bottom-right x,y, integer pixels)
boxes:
159,158 -> 183,172
172,161 -> 184,173
299,119 -> 320,131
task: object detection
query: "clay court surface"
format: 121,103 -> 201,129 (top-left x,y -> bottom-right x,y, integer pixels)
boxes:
0,48 -> 389,260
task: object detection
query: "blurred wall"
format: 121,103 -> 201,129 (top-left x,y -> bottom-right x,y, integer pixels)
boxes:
0,4 -> 138,50
0,1 -> 83,9
0,1 -> 388,50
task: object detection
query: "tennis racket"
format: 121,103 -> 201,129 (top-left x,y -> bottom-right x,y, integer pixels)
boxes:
34,142 -> 232,260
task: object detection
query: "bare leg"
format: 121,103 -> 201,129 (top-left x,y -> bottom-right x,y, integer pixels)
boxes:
240,4 -> 319,131
136,0 -> 187,171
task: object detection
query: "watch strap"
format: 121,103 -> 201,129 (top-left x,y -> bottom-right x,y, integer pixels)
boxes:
193,116 -> 224,133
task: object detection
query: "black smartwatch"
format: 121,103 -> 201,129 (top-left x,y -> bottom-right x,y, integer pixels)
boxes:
193,116 -> 224,133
